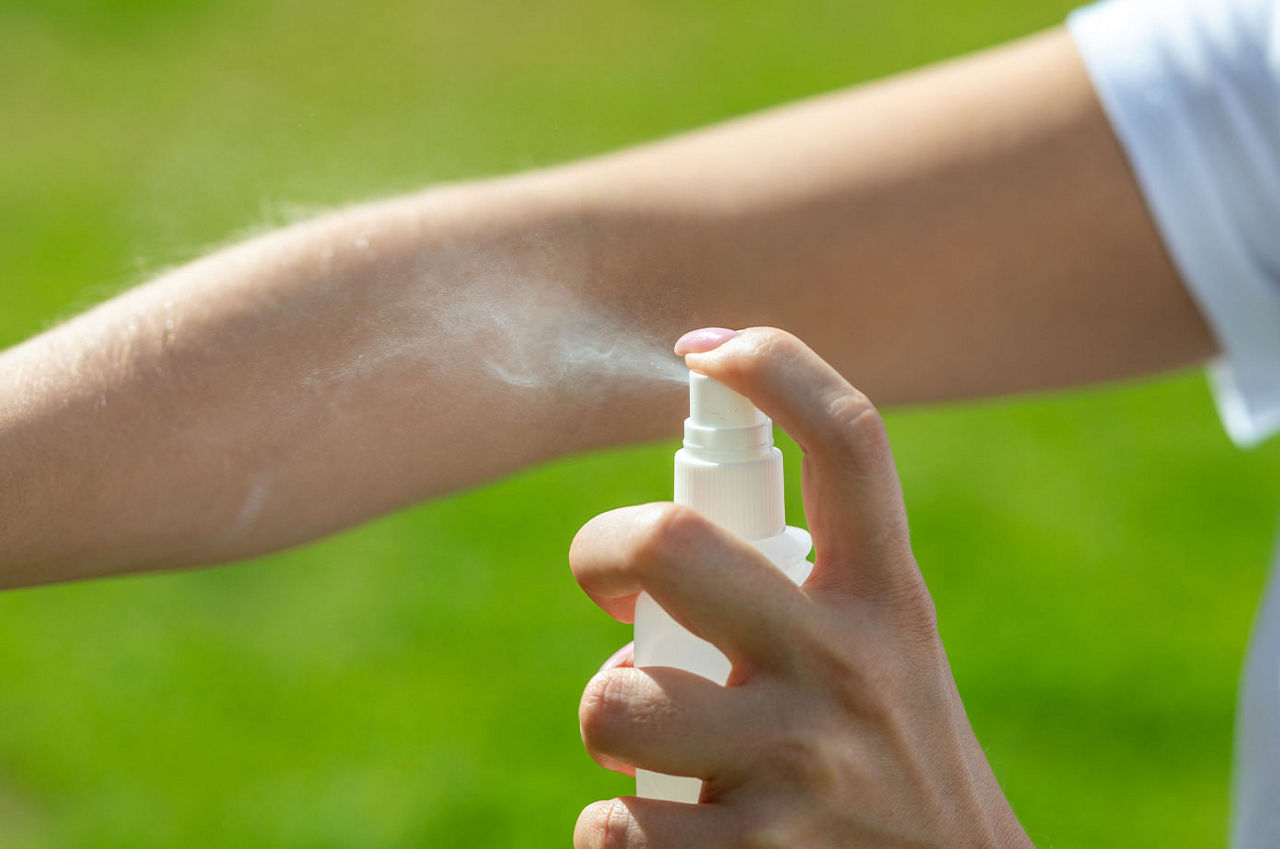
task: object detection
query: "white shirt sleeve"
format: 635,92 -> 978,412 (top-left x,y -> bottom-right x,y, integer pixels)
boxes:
1068,0 -> 1280,446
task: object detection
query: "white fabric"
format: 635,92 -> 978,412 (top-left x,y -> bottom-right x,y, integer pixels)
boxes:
1071,0 -> 1280,448
1068,2 -> 1280,846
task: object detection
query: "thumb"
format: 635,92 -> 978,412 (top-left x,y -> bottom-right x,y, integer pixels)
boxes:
680,326 -> 913,597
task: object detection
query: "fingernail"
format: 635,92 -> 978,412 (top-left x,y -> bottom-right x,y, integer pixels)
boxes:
597,641 -> 635,673
674,327 -> 738,356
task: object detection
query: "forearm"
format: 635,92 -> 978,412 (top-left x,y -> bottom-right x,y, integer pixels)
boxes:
0,180 -> 682,586
557,26 -> 1214,403
0,27 -> 1213,587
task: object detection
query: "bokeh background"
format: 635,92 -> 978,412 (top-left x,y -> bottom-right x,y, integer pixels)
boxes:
3,0 -> 1279,846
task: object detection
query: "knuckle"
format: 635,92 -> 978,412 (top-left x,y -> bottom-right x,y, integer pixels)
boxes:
768,724 -> 841,786
776,614 -> 895,730
900,575 -> 939,633
575,799 -> 633,849
600,798 -> 636,849
579,671 -> 630,749
743,325 -> 804,355
824,391 -> 889,458
742,829 -> 787,849
875,569 -> 939,644
719,327 -> 804,380
740,806 -> 842,849
741,817 -> 801,849
764,725 -> 869,813
630,502 -> 706,574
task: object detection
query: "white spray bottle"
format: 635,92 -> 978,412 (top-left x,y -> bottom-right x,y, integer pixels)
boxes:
633,371 -> 813,803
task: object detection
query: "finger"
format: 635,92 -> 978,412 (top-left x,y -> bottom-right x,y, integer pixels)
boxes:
598,642 -> 635,673
590,644 -> 639,776
594,753 -> 637,777
574,798 -> 737,849
569,502 -> 808,669
683,327 -> 913,595
580,666 -> 753,779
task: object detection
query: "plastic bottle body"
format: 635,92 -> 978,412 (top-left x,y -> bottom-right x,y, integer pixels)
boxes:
631,371 -> 810,803
633,527 -> 812,803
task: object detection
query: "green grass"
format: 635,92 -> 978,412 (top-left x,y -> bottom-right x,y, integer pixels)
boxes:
3,0 -> 1279,845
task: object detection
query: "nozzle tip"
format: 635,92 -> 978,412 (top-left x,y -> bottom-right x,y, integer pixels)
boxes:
688,372 -> 767,429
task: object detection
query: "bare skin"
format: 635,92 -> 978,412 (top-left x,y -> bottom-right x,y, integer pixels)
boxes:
572,328 -> 1033,848
0,27 -> 1213,588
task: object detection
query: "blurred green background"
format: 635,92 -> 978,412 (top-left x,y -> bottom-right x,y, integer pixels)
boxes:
2,0 -> 1278,846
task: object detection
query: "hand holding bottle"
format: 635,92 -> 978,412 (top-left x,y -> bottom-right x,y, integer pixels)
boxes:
570,327 -> 1031,849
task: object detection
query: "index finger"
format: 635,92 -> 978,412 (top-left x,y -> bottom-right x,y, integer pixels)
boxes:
569,502 -> 811,671
682,327 -> 913,596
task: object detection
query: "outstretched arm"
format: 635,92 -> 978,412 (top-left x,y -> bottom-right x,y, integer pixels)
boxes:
0,27 -> 1213,588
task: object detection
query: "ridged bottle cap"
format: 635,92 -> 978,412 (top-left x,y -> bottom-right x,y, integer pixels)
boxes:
676,373 -> 786,539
